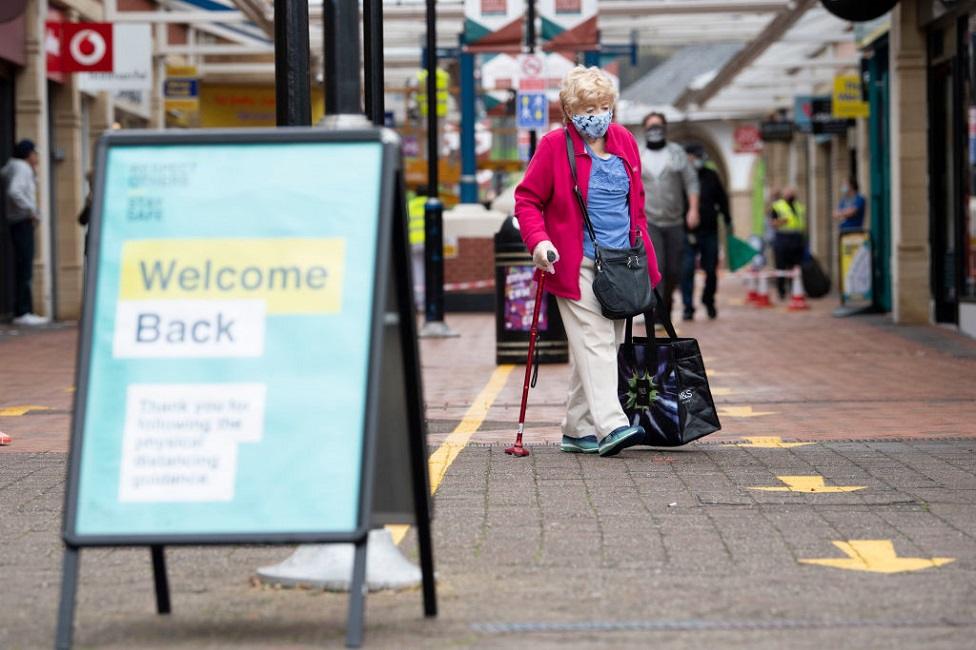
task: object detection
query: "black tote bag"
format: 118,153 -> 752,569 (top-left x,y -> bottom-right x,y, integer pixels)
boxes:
617,293 -> 722,446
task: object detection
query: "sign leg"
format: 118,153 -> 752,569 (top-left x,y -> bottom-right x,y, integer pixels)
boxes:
416,515 -> 438,617
151,545 -> 171,614
55,546 -> 80,650
344,540 -> 368,648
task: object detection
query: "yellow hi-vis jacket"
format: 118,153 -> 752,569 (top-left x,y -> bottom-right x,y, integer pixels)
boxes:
407,195 -> 427,246
772,198 -> 806,233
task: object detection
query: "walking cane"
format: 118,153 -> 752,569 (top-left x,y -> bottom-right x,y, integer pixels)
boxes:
505,251 -> 556,458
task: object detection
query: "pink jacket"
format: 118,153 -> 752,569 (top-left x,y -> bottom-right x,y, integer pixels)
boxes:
514,123 -> 661,301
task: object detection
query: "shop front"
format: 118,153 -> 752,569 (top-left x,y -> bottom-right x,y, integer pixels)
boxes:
924,2 -> 976,336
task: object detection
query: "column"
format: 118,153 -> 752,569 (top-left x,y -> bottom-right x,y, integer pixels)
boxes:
889,0 -> 929,324
51,72 -> 85,319
15,0 -> 51,318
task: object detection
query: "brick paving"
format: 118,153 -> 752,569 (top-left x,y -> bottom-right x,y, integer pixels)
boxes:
1,279 -> 975,648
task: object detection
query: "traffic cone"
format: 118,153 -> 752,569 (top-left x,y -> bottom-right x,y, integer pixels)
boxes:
753,273 -> 773,308
788,266 -> 810,311
745,273 -> 759,304
0,431 -> 11,446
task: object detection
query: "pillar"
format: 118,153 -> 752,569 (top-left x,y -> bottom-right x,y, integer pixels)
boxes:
51,72 -> 85,319
889,0 -> 929,324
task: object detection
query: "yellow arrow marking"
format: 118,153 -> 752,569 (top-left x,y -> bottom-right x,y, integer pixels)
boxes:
0,405 -> 51,416
387,364 -> 514,545
719,406 -> 776,418
750,475 -> 865,493
800,540 -> 954,574
736,436 -> 813,448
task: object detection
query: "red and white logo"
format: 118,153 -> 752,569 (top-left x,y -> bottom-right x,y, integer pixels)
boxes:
60,23 -> 113,73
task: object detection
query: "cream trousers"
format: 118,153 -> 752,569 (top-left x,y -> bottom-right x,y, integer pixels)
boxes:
555,258 -> 629,441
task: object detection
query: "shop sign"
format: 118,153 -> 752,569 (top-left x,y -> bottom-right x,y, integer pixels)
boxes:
794,95 -> 850,136
760,120 -> 794,142
839,231 -> 873,303
832,73 -> 869,119
733,124 -> 763,153
76,24 -> 152,91
164,65 -> 200,117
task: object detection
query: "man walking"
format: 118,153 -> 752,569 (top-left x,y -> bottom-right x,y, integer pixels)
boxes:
681,144 -> 730,320
1,139 -> 47,325
641,113 -> 699,318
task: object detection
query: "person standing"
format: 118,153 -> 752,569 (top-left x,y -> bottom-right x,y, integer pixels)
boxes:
833,176 -> 866,233
681,144 -> 731,320
1,139 -> 47,326
640,112 -> 699,319
407,186 -> 428,309
515,66 -> 659,457
769,185 -> 807,300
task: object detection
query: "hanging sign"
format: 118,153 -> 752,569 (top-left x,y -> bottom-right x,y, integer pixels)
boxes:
75,24 -> 152,91
832,73 -> 870,119
464,0 -> 525,53
538,0 -> 598,52
733,124 -> 763,153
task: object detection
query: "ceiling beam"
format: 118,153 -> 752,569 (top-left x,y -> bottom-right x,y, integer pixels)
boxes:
674,0 -> 819,110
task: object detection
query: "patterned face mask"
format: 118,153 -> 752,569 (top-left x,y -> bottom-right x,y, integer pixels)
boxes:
571,111 -> 613,139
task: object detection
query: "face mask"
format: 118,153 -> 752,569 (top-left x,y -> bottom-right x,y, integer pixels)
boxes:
692,159 -> 704,170
571,111 -> 613,140
645,126 -> 666,149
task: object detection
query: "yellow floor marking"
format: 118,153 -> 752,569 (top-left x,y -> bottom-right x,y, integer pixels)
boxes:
65,386 -> 76,393
0,405 -> 51,417
707,370 -> 739,378
800,540 -> 954,574
388,364 -> 515,545
718,406 -> 776,418
750,475 -> 865,493
736,436 -> 814,449
711,387 -> 735,396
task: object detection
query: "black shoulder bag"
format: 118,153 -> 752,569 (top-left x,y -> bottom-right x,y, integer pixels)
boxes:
564,128 -> 655,320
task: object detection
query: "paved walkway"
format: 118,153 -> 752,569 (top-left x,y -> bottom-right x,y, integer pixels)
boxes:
2,280 -> 975,649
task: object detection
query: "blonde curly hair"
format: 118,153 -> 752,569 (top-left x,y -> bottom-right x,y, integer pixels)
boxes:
559,66 -> 618,121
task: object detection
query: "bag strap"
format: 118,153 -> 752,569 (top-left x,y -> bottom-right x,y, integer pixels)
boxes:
564,128 -> 601,253
625,288 -> 679,345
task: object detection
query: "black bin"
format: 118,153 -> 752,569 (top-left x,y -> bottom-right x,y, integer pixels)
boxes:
494,216 -> 568,365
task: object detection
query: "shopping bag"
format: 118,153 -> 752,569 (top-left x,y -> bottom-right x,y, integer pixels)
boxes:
801,255 -> 831,298
617,295 -> 722,446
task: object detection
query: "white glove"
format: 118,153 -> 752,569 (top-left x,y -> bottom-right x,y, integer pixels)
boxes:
532,240 -> 559,273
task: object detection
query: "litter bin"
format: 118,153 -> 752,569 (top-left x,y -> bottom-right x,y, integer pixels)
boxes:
494,216 -> 568,365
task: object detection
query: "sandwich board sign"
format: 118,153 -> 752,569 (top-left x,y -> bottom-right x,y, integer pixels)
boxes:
57,127 -> 435,648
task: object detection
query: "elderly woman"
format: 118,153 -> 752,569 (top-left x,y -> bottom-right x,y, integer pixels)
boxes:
515,66 -> 661,457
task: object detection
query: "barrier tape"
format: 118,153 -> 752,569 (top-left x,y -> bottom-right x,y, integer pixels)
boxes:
415,279 -> 496,293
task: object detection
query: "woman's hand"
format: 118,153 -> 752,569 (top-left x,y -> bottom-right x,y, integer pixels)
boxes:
532,240 -> 559,273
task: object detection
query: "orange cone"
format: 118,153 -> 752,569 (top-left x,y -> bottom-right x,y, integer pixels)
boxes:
788,266 -> 810,311
753,273 -> 773,308
0,431 -> 11,446
745,273 -> 759,304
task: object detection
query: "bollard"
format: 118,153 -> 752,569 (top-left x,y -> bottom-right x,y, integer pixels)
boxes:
0,430 -> 10,445
787,266 -> 811,311
745,273 -> 759,305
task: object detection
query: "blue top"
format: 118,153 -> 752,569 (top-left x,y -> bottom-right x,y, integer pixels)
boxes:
838,193 -> 866,231
583,143 -> 631,259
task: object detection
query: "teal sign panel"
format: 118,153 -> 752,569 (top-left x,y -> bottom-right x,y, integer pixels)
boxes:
71,136 -> 385,539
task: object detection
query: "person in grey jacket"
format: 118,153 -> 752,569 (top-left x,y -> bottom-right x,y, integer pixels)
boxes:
640,112 -> 699,319
1,140 -> 47,326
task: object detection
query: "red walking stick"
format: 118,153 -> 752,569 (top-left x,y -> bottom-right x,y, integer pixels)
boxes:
505,252 -> 555,458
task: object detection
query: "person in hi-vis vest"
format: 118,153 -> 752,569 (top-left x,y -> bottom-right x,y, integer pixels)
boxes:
768,185 -> 806,300
407,186 -> 428,309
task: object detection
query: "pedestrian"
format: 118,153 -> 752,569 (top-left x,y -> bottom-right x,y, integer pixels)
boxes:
1,139 -> 48,326
681,144 -> 731,320
833,176 -> 866,233
514,66 -> 659,457
769,185 -> 807,300
407,186 -> 428,310
640,112 -> 700,320
78,171 -> 93,257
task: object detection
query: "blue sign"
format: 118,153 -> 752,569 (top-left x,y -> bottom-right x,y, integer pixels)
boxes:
163,78 -> 199,98
71,137 -> 385,539
516,92 -> 548,130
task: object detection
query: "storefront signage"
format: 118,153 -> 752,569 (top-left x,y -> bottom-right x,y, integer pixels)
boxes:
795,95 -> 850,136
760,120 -> 794,142
75,24 -> 152,91
832,73 -> 870,119
839,231 -> 873,303
733,124 -> 763,153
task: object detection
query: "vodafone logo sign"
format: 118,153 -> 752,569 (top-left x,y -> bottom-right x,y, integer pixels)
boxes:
69,29 -> 108,67
59,23 -> 113,73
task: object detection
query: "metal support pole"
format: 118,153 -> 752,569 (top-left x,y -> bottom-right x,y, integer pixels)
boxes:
55,546 -> 80,650
323,0 -> 362,116
459,38 -> 478,204
151,545 -> 171,614
420,0 -> 457,337
274,0 -> 312,126
363,0 -> 385,125
526,0 -> 537,159
583,50 -> 600,68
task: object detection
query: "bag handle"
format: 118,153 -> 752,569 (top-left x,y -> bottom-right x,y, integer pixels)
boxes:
564,128 -> 603,264
625,288 -> 678,345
